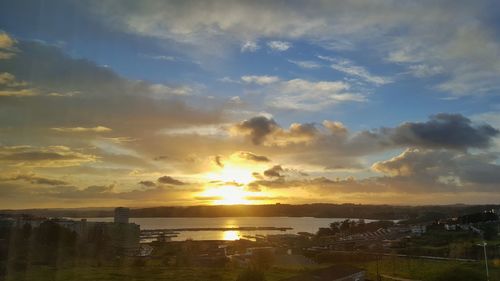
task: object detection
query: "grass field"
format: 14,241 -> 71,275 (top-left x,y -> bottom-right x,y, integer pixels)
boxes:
2,257 -> 499,281
361,257 -> 500,281
2,265 -> 300,281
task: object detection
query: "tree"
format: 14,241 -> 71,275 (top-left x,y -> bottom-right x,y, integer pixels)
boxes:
316,227 -> 334,237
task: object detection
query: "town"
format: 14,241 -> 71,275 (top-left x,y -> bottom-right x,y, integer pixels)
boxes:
1,207 -> 499,281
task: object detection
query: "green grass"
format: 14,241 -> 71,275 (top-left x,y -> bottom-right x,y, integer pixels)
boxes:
358,257 -> 500,281
2,264 -> 301,281
2,258 -> 499,281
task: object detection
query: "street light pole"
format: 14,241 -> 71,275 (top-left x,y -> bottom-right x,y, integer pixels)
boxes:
477,241 -> 489,281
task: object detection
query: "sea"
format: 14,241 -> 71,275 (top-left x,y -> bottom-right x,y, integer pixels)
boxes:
73,217 -> 378,241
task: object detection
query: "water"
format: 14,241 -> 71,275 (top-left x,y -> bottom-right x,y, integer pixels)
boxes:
75,217 -> 377,241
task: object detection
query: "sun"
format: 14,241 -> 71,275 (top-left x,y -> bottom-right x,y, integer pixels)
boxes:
205,165 -> 255,185
201,165 -> 257,205
202,185 -> 250,205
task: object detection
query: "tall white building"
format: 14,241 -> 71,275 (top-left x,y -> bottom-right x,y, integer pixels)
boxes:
114,207 -> 130,224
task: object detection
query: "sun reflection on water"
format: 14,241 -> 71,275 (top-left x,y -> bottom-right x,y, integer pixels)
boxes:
222,230 -> 240,241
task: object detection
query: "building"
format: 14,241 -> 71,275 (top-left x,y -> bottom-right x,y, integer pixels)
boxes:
444,224 -> 457,231
280,265 -> 365,281
114,207 -> 130,224
410,225 -> 427,235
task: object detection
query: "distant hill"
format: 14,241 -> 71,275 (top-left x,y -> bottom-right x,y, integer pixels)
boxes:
2,203 -> 499,220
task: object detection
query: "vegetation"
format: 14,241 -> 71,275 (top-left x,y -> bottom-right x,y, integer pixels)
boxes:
316,219 -> 394,237
399,227 -> 499,259
236,268 -> 266,281
360,257 -> 499,281
1,257 -> 499,281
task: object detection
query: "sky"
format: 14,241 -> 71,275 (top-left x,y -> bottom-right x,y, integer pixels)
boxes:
0,0 -> 499,208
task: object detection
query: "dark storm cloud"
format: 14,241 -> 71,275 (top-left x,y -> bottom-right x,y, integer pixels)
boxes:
157,175 -> 185,185
387,113 -> 499,149
236,151 -> 270,162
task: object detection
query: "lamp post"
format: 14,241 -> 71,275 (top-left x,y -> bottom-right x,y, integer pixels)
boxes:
476,241 -> 489,281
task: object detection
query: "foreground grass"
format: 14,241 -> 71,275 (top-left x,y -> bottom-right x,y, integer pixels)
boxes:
3,265 -> 300,281
359,257 -> 500,281
2,257 -> 499,281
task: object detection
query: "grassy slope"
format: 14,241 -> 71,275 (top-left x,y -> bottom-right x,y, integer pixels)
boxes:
2,258 -> 499,281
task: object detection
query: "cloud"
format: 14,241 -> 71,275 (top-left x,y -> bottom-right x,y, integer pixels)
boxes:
263,165 -> 284,178
51,126 -> 112,133
0,72 -> 37,97
47,184 -> 173,201
1,174 -> 69,186
0,32 -> 16,59
249,147 -> 500,194
0,145 -> 97,167
214,155 -> 224,167
268,79 -> 364,111
47,91 -> 80,97
0,32 -> 15,49
0,39 -> 222,136
0,89 -> 37,97
230,116 -> 319,146
318,56 -> 392,86
230,116 -> 280,145
229,116 -> 340,148
322,120 -> 348,135
157,175 -> 185,185
139,180 -> 156,187
85,1 -> 500,97
407,64 -> 444,78
241,75 -> 279,85
140,54 -> 176,61
226,113 -> 500,175
159,124 -> 229,137
241,40 -> 259,52
287,59 -> 322,69
0,180 -> 194,208
0,72 -> 26,87
148,83 -> 194,97
267,40 -> 291,51
234,151 -> 270,162
372,148 -> 500,189
386,113 -> 499,150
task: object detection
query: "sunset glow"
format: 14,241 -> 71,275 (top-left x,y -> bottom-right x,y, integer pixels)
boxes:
200,185 -> 250,205
0,1 -> 499,209
205,166 -> 255,186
